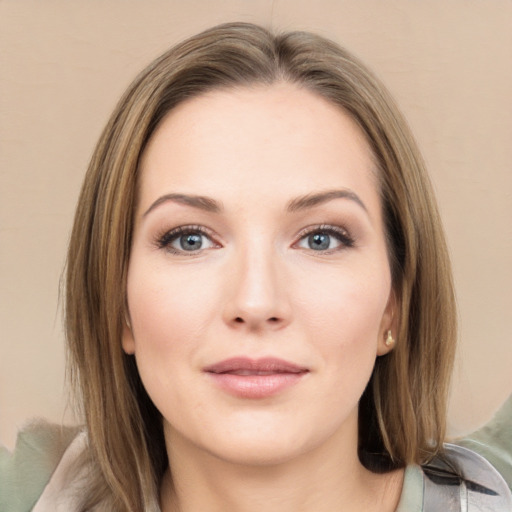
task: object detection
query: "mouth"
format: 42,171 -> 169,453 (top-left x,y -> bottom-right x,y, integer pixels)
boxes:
204,357 -> 309,399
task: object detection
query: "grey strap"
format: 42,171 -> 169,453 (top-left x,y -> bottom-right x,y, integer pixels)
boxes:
422,443 -> 512,511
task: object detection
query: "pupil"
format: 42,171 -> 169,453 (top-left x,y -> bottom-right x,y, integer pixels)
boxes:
181,233 -> 202,250
309,233 -> 330,250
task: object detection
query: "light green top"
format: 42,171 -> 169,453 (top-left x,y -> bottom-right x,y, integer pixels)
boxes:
1,396 -> 511,511
0,420 -> 79,512
396,395 -> 512,511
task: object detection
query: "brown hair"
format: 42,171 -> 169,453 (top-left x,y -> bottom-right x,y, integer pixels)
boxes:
66,22 -> 456,510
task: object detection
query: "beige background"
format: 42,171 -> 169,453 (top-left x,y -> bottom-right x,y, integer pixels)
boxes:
1,1 -> 511,451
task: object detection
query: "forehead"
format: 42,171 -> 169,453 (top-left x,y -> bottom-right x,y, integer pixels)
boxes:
138,83 -> 380,217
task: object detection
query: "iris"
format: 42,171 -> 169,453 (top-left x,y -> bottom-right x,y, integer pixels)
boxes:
309,233 -> 330,250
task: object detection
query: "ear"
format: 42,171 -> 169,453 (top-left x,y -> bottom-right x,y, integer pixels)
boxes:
377,288 -> 398,356
122,312 -> 136,355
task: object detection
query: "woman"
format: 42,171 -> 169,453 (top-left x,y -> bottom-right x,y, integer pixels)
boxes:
2,22 -> 511,512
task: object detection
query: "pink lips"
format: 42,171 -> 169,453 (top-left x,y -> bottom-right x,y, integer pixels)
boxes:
204,357 -> 308,399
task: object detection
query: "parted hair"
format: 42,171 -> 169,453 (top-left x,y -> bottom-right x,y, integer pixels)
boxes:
65,22 -> 457,511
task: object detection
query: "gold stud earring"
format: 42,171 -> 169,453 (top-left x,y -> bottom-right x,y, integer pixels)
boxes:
385,330 -> 395,348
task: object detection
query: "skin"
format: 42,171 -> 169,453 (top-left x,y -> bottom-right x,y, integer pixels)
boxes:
123,83 -> 403,512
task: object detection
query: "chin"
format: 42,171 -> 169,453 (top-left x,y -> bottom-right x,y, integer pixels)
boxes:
203,433 -> 310,467
187,410 -> 347,469
164,410 -> 316,467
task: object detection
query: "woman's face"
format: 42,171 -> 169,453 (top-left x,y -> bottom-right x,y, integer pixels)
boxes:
123,83 -> 395,466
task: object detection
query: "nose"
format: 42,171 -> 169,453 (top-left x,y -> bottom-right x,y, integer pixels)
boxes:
222,245 -> 292,332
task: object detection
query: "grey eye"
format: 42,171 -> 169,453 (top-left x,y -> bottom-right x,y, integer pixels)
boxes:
158,225 -> 219,255
295,225 -> 355,252
297,230 -> 344,251
177,233 -> 204,251
308,233 -> 331,250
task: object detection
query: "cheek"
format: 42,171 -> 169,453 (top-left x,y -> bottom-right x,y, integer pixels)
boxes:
293,262 -> 391,387
296,262 -> 390,344
124,259 -> 223,392
124,261 -> 221,425
127,259 -> 220,345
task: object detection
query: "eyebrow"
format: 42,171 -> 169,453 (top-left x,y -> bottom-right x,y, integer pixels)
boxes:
286,189 -> 368,213
143,188 -> 367,217
143,193 -> 223,216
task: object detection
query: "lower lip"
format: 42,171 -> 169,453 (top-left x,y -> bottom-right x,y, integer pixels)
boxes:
206,372 -> 306,399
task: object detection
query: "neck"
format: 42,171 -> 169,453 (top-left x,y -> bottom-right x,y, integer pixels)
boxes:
159,414 -> 403,512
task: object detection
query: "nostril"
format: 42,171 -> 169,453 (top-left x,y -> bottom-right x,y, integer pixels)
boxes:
233,316 -> 280,324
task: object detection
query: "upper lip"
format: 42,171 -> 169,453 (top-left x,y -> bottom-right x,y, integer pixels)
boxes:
204,357 -> 309,375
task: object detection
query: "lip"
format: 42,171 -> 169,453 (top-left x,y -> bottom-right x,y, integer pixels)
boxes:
204,357 -> 309,399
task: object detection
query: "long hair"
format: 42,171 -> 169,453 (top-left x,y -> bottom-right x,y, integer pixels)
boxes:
65,22 -> 456,510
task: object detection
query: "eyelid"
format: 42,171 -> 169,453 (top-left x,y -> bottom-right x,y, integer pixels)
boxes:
153,223 -> 354,255
293,224 -> 355,252
155,224 -> 221,254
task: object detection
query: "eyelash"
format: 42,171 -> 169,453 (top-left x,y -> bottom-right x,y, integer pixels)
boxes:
156,225 -> 217,255
155,224 -> 355,255
295,224 -> 355,253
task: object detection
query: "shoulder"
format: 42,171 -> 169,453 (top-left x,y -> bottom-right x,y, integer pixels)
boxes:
31,429 -> 89,511
0,420 -> 82,512
456,394 -> 512,490
422,443 -> 512,511
420,395 -> 512,511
